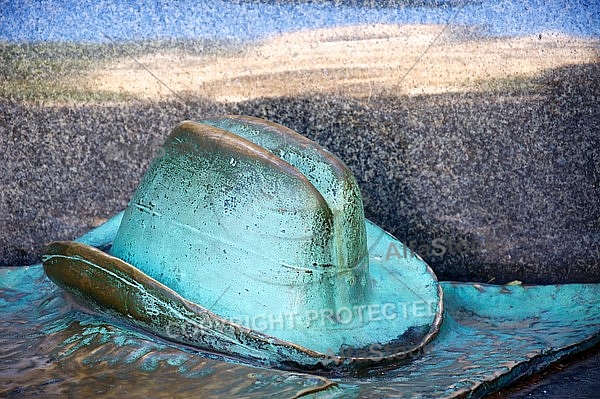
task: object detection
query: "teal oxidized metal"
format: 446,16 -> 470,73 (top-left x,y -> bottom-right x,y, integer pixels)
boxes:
42,116 -> 442,373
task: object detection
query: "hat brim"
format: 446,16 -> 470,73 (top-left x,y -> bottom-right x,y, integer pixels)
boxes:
42,211 -> 442,374
5,260 -> 600,396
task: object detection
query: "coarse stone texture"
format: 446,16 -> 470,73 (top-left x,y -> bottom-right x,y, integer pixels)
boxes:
1,62 -> 599,284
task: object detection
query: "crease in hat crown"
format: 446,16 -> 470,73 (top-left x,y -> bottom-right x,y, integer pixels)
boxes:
43,116 -> 442,369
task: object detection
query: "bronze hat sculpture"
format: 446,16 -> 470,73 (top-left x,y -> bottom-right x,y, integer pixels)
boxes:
43,116 -> 443,372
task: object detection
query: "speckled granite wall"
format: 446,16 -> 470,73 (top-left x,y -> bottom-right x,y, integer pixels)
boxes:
1,2 -> 599,285
2,71 -> 599,284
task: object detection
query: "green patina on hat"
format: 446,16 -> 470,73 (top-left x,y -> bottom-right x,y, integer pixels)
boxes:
42,116 -> 442,372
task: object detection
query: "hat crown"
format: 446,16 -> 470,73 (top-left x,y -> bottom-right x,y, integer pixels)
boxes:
200,116 -> 368,274
110,117 -> 369,349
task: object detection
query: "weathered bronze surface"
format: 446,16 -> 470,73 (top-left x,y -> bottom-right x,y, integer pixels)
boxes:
43,117 -> 442,373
